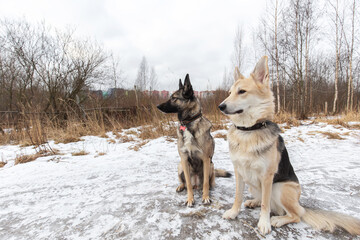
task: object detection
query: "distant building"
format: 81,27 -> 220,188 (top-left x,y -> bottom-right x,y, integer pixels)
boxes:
152,90 -> 160,98
89,90 -> 103,99
161,90 -> 169,98
200,91 -> 214,98
108,88 -> 127,97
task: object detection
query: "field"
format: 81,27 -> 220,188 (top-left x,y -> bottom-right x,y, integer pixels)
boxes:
1,120 -> 360,240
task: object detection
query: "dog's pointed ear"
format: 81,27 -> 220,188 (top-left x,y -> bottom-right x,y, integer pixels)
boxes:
183,74 -> 194,99
251,56 -> 269,86
179,79 -> 183,89
234,67 -> 245,81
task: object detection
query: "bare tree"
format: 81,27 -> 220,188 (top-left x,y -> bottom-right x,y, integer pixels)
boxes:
274,0 -> 281,113
0,19 -> 107,114
134,56 -> 149,91
149,66 -> 158,94
221,67 -> 233,90
332,0 -> 340,113
232,25 -> 246,76
341,0 -> 356,111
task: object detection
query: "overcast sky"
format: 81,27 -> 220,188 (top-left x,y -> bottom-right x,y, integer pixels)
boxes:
0,0 -> 267,91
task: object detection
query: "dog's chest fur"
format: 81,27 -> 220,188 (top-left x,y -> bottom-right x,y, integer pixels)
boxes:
228,125 -> 279,188
178,128 -> 202,155
176,118 -> 213,174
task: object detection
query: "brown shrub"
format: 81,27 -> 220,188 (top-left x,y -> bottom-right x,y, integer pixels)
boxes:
125,130 -> 138,135
118,134 -> 135,143
320,131 -> 344,140
350,124 -> 360,129
54,135 -> 83,144
307,130 -> 344,140
214,132 -> 227,140
71,150 -> 89,156
128,140 -> 149,151
15,153 -> 41,165
94,152 -> 106,158
14,147 -> 59,165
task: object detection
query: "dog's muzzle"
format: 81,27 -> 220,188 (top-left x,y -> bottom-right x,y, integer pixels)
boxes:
218,103 -> 226,112
218,103 -> 243,114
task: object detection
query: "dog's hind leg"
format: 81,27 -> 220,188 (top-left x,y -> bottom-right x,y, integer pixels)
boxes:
270,182 -> 305,228
176,173 -> 186,192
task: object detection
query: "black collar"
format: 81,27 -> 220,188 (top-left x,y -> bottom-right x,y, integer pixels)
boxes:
235,121 -> 270,131
180,112 -> 202,126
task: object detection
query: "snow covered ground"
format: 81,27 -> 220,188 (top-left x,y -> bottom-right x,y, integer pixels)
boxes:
1,121 -> 360,240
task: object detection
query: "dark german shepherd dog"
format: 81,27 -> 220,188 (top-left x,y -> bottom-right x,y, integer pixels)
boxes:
157,74 -> 231,207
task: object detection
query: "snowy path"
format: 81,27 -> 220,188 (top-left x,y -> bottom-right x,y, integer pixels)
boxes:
0,122 -> 360,240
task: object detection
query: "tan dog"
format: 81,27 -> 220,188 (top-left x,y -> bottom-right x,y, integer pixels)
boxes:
219,56 -> 360,235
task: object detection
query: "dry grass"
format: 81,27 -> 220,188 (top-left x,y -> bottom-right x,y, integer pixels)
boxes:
99,132 -> 108,138
113,131 -> 122,139
118,134 -> 135,143
350,124 -> 360,129
342,131 -> 351,136
54,135 -> 83,144
137,126 -> 160,140
320,131 -> 344,140
15,153 -> 41,165
14,147 -> 59,165
136,121 -> 177,140
313,111 -> 360,129
214,132 -> 227,140
107,139 -> 116,144
0,161 -> 7,168
274,111 -> 300,127
71,150 -> 89,156
212,122 -> 227,131
125,130 -> 138,135
1,106 -> 359,148
128,140 -> 149,151
307,130 -> 344,140
165,136 -> 175,142
315,118 -> 350,128
94,152 -> 106,158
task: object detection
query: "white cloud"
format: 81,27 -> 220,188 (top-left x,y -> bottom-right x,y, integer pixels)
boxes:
0,0 -> 266,90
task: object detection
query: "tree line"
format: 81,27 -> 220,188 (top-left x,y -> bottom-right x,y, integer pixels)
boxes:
1,0 -> 359,121
0,19 -> 110,114
223,0 -> 359,118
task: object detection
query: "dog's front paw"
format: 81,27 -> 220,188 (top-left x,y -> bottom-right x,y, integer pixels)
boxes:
222,208 -> 239,219
185,198 -> 195,207
257,216 -> 271,235
202,195 -> 211,205
176,184 -> 185,192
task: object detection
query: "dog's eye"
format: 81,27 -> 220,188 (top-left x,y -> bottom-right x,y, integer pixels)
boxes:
238,90 -> 246,94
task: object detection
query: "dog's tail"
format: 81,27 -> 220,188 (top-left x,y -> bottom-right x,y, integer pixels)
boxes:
302,207 -> 360,235
214,169 -> 232,178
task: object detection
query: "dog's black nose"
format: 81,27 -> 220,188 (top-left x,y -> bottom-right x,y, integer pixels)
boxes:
218,104 -> 226,111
